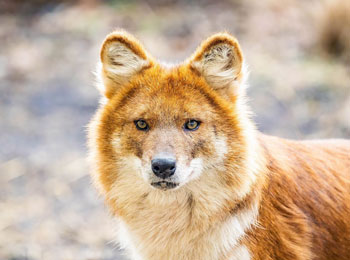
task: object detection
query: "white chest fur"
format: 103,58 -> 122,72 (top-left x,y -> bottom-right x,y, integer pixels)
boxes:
115,202 -> 257,260
228,245 -> 251,260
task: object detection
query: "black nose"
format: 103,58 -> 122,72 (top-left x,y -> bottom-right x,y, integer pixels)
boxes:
151,158 -> 176,179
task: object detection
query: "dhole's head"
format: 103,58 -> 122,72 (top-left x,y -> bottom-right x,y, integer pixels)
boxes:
90,31 -> 259,203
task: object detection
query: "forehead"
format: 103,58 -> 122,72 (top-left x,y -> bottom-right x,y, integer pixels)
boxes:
118,69 -> 218,120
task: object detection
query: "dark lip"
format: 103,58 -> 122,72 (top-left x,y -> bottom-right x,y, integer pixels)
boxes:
151,181 -> 179,190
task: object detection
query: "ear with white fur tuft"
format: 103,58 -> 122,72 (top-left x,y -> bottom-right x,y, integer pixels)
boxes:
189,32 -> 246,98
98,30 -> 153,98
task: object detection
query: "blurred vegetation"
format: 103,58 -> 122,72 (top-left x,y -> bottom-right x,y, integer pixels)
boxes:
0,0 -> 349,259
316,0 -> 350,60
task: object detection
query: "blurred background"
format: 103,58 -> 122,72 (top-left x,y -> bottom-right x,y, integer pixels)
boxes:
0,0 -> 349,259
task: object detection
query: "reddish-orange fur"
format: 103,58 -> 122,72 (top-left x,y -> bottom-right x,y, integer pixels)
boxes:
88,30 -> 350,260
243,136 -> 350,260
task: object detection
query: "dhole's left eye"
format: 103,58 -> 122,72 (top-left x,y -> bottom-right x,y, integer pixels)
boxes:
184,120 -> 200,131
134,119 -> 149,131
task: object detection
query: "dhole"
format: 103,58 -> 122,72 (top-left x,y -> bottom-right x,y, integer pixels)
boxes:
88,30 -> 350,260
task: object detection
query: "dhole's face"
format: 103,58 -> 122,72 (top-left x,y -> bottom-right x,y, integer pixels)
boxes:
94,31 -> 248,193
107,72 -> 234,191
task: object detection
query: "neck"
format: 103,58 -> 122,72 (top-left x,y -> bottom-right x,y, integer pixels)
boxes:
115,163 -> 265,260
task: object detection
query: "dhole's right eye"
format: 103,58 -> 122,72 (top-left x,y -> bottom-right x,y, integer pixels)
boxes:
134,119 -> 149,131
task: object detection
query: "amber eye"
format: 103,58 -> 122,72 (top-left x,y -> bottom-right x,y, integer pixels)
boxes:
134,119 -> 149,131
184,120 -> 200,131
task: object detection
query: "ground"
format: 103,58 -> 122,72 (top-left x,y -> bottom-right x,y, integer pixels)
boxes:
0,1 -> 349,260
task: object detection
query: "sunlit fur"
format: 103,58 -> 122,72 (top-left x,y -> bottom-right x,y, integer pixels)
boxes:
88,30 -> 350,260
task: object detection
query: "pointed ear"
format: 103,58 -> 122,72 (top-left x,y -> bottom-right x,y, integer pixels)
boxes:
97,30 -> 153,98
189,32 -> 245,98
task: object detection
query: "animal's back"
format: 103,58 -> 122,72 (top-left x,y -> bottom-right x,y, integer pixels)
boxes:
245,134 -> 350,260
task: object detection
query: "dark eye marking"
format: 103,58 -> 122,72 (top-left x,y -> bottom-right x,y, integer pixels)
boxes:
191,139 -> 207,158
134,119 -> 149,131
184,119 -> 201,131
